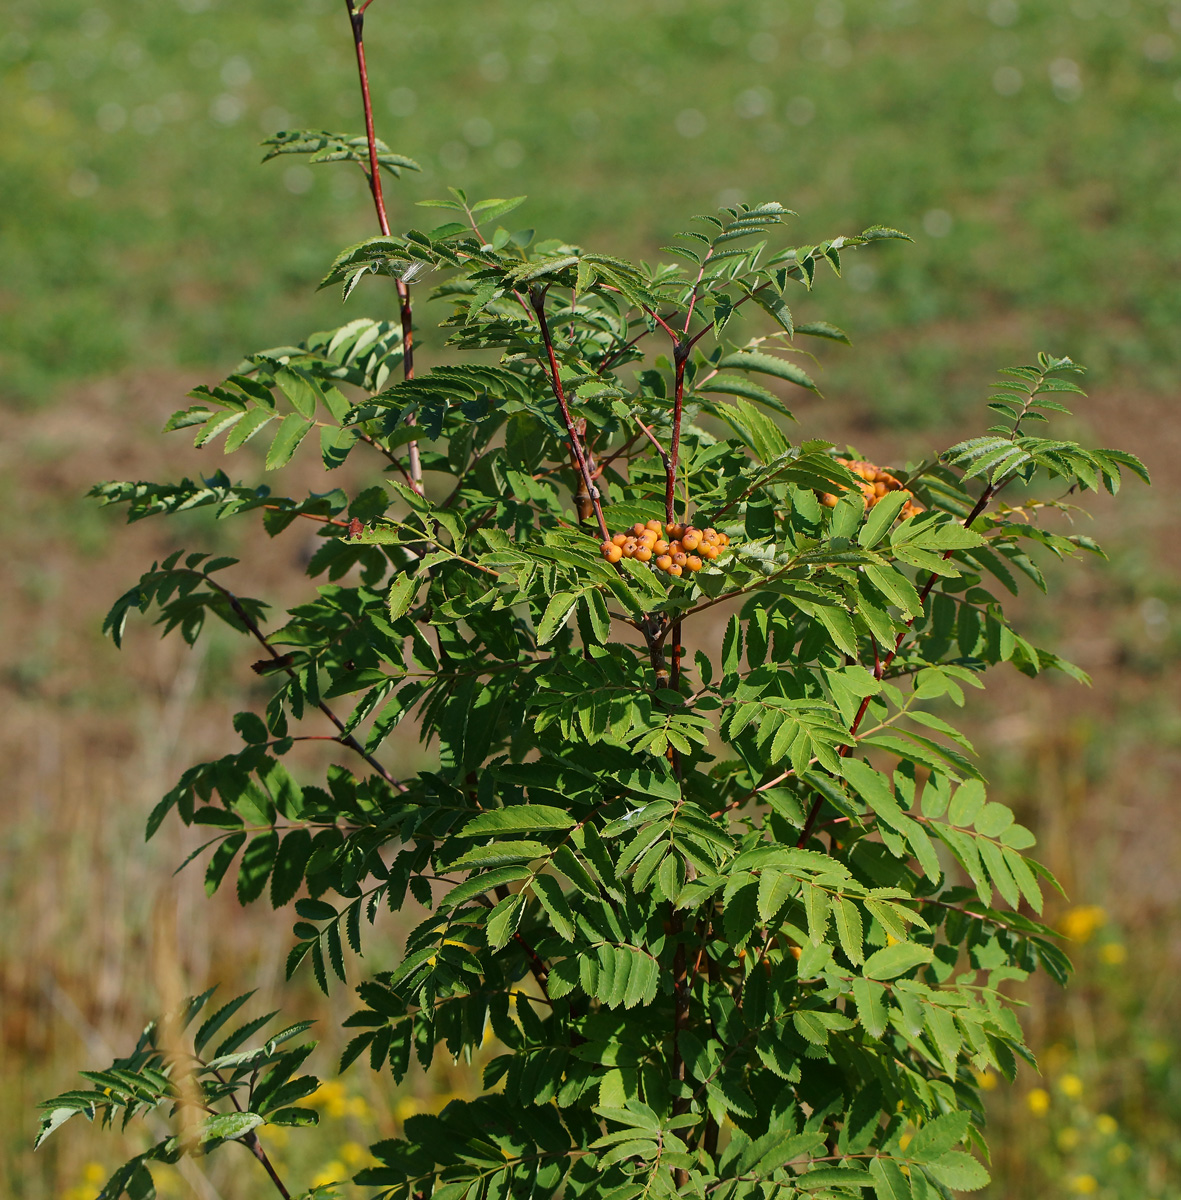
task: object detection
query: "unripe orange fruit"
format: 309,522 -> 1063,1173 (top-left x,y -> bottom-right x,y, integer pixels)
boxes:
672,552 -> 688,568
669,540 -> 681,555
686,555 -> 702,572
666,523 -> 684,539
681,531 -> 701,551
668,563 -> 683,577
717,533 -> 729,547
612,532 -> 628,546
634,546 -> 652,563
703,528 -> 718,542
631,522 -> 647,537
820,493 -> 838,507
653,540 -> 669,555
701,544 -> 719,560
646,519 -> 663,533
655,554 -> 672,571
602,543 -> 623,564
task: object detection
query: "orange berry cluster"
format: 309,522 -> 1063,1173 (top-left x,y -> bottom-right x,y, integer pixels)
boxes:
600,521 -> 730,577
819,457 -> 924,520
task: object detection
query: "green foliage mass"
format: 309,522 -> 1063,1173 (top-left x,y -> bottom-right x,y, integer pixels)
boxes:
36,5 -> 1150,1200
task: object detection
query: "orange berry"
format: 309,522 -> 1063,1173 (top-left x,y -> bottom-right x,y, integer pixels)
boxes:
701,544 -> 719,560
820,493 -> 838,508
874,481 -> 887,496
623,539 -> 639,556
646,519 -> 663,533
681,531 -> 701,551
631,522 -> 647,537
717,533 -> 729,547
653,540 -> 669,555
672,551 -> 688,567
686,555 -> 703,572
603,544 -> 623,564
639,530 -> 658,546
666,523 -> 684,539
612,532 -> 628,546
634,545 -> 652,563
669,540 -> 681,555
655,554 -> 673,571
668,563 -> 683,577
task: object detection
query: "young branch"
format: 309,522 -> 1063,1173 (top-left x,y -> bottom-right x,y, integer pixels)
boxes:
663,339 -> 692,525
633,416 -> 671,476
200,572 -> 409,793
796,482 -> 999,847
344,0 -> 423,493
209,1066 -> 292,1199
529,286 -> 611,541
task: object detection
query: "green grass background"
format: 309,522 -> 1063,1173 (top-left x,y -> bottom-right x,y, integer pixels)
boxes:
3,0 -> 1181,1197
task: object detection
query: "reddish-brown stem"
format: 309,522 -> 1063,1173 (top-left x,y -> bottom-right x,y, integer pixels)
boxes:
682,248 -> 714,335
594,430 -> 642,476
796,483 -> 998,847
599,328 -> 652,375
633,416 -> 671,475
667,345 -> 689,524
200,571 -> 408,794
243,1133 -> 292,1199
263,505 -> 349,529
344,0 -> 422,493
530,287 -> 611,542
210,1067 -> 292,1199
641,305 -> 682,341
670,908 -> 689,1101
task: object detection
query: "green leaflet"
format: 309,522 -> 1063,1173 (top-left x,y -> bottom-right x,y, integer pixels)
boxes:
862,942 -> 935,981
460,807 -> 577,836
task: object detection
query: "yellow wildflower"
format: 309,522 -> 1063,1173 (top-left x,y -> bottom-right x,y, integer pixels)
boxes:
311,1160 -> 347,1188
974,1070 -> 998,1091
1027,1088 -> 1051,1115
1043,1043 -> 1071,1073
1094,1114 -> 1118,1136
1100,942 -> 1127,965
395,1096 -> 420,1122
84,1163 -> 107,1185
1060,906 -> 1106,943
341,1140 -> 374,1168
1057,1128 -> 1081,1151
1058,1073 -> 1084,1099
347,1094 -> 371,1119
1108,1143 -> 1131,1165
1069,1174 -> 1098,1194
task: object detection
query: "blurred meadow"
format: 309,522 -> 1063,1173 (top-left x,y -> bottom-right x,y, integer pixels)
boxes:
3,0 -> 1181,1196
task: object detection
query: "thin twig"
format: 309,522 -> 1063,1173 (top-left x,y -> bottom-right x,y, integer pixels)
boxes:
210,1066 -> 292,1200
529,287 -> 611,541
633,416 -> 672,475
200,572 -> 408,793
796,484 -> 998,847
344,0 -> 423,493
